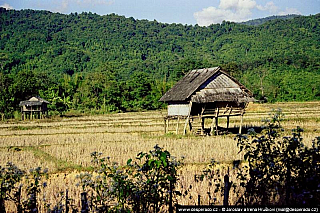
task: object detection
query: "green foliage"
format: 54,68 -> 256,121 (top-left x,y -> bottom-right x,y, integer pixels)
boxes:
0,163 -> 49,213
134,144 -> 182,212
77,145 -> 183,212
235,109 -> 320,205
0,8 -> 319,116
193,159 -> 225,205
0,162 -> 24,212
22,167 -> 48,212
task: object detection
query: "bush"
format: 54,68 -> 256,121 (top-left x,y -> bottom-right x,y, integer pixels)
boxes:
235,109 -> 320,205
77,145 -> 183,212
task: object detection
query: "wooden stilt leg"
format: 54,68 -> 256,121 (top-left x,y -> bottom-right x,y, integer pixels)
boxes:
210,118 -> 215,135
215,117 -> 219,135
201,117 -> 204,135
227,116 -> 230,129
239,114 -> 243,134
215,108 -> 220,135
176,117 -> 180,134
164,118 -> 167,134
183,116 -> 190,135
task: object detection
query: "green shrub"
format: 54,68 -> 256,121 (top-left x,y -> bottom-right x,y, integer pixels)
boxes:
77,145 -> 183,212
235,109 -> 320,205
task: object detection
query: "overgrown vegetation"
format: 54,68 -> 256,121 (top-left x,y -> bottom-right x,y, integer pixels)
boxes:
0,8 -> 319,118
1,110 -> 319,211
77,145 -> 182,212
235,109 -> 320,205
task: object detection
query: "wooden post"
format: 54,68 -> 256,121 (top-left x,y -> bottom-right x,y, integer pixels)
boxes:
210,117 -> 214,135
215,108 -> 219,135
200,106 -> 206,135
17,184 -> 22,213
183,102 -> 192,135
81,192 -> 89,213
65,189 -> 69,213
215,117 -> 219,135
227,116 -> 230,129
176,117 -> 180,134
226,107 -> 232,132
167,118 -> 169,133
201,117 -> 204,135
183,116 -> 190,135
223,174 -> 231,206
239,112 -> 244,134
164,118 -> 167,134
169,181 -> 173,213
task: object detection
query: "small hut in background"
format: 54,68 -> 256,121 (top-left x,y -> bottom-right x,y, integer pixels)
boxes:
19,96 -> 49,120
159,67 -> 254,135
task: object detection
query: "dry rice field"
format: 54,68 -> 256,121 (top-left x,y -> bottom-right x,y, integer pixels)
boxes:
0,102 -> 319,210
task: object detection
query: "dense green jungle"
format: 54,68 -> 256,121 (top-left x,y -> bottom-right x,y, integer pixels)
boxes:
0,8 -> 319,116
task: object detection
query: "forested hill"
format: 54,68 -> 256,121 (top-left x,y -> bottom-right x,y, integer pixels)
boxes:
240,14 -> 301,26
0,8 -> 319,116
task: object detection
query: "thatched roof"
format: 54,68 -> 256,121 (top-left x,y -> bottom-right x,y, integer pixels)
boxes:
159,67 -> 254,103
19,96 -> 49,107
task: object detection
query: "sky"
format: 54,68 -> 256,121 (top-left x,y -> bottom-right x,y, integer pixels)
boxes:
1,0 -> 319,26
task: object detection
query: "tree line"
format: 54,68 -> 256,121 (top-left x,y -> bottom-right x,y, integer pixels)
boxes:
0,8 -> 319,116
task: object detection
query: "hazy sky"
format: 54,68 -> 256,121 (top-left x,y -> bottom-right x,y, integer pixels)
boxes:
1,0 -> 319,26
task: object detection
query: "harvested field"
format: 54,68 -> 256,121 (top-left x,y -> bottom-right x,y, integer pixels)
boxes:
0,102 -> 319,210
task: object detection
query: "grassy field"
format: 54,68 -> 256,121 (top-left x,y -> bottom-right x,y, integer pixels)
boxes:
0,102 -> 319,210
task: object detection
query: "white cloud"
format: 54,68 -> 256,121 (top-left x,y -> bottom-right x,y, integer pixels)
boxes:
194,7 -> 231,26
219,0 -> 256,10
256,1 -> 278,14
194,0 -> 301,26
256,1 -> 301,16
194,0 -> 257,26
278,7 -> 301,15
1,3 -> 14,10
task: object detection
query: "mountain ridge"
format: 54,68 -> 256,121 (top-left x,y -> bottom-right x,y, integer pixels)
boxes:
240,14 -> 301,26
0,8 -> 319,115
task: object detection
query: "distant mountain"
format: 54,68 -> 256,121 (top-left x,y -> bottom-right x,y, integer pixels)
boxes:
241,14 -> 301,26
0,8 -> 319,115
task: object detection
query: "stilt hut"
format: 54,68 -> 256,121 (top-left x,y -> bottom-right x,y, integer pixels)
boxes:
19,96 -> 49,120
159,67 -> 254,135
